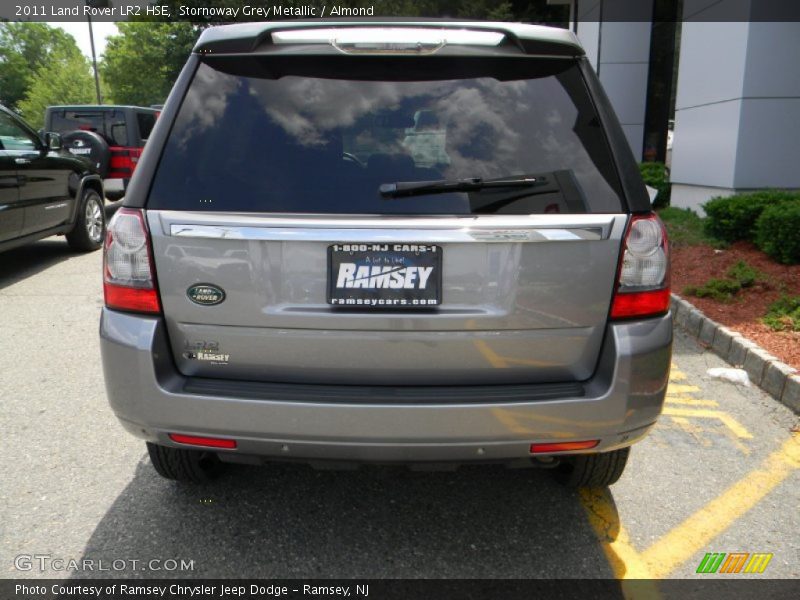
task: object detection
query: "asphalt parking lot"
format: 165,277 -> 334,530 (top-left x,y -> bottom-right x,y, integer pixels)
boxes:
1,227 -> 798,581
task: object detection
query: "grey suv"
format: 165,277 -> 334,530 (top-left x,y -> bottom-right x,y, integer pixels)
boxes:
100,22 -> 672,487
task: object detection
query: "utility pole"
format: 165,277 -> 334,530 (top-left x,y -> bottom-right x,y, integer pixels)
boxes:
86,0 -> 112,104
87,15 -> 102,104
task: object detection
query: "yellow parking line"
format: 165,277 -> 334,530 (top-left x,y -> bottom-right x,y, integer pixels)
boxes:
669,365 -> 686,375
665,396 -> 719,407
669,417 -> 712,447
579,488 -> 655,579
667,384 -> 701,394
579,488 -> 662,598
581,436 -> 799,581
661,407 -> 752,439
639,434 -> 800,578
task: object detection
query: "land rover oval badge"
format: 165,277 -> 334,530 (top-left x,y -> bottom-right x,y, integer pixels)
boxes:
187,284 -> 226,306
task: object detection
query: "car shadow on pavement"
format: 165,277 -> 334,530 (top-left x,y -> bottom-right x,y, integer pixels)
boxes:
0,240 -> 77,290
70,454 -> 626,583
0,202 -> 120,290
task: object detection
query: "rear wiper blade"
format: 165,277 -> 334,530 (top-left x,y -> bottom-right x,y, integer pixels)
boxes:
380,176 -> 542,199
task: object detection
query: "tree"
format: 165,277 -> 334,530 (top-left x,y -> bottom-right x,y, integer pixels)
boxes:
18,49 -> 95,128
101,22 -> 198,106
0,22 -> 85,111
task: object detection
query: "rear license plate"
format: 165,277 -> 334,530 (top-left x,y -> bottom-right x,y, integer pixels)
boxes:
328,243 -> 442,308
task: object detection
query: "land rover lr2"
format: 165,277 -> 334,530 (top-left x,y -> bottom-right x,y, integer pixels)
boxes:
100,22 -> 672,486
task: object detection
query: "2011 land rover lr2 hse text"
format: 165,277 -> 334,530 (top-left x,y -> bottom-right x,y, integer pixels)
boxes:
100,21 -> 672,486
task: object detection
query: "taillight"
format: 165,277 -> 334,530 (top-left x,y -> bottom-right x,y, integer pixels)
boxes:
108,147 -> 142,177
610,213 -> 670,320
103,208 -> 161,314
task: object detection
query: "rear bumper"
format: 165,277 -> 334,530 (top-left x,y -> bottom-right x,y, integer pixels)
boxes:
100,310 -> 672,463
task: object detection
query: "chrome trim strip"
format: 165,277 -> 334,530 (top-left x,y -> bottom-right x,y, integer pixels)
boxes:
160,212 -> 621,243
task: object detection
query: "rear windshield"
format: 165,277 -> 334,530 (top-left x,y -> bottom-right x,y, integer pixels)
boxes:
147,56 -> 624,214
50,110 -> 128,146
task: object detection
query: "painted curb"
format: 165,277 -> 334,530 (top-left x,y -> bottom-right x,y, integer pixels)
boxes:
670,294 -> 799,414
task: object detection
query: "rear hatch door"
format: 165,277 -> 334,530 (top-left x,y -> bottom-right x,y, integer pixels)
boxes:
145,42 -> 629,386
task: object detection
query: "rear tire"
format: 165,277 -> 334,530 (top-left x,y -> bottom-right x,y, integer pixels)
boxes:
146,442 -> 226,483
66,188 -> 105,251
552,447 -> 630,488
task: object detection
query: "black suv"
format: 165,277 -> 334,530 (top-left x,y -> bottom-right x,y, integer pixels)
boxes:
44,105 -> 159,200
0,104 -> 105,253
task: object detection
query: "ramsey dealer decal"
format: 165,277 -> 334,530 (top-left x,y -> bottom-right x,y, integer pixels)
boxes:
335,264 -> 434,290
183,340 -> 229,364
328,243 -> 442,307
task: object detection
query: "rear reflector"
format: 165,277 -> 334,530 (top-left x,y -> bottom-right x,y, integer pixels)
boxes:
530,440 -> 599,453
610,288 -> 671,320
104,284 -> 161,314
169,434 -> 237,449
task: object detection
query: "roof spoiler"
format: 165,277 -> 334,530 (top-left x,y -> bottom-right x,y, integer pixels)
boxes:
194,20 -> 585,57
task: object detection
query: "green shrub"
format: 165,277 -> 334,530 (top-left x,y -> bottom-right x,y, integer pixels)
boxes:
703,190 -> 800,243
762,296 -> 800,332
726,260 -> 764,288
683,278 -> 742,302
754,201 -> 800,265
639,162 -> 670,209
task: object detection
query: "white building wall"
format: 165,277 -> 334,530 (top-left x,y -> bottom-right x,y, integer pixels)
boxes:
671,5 -> 800,213
578,20 -> 600,70
574,1 -> 601,69
734,22 -> 800,189
669,20 -> 749,208
575,1 -> 653,158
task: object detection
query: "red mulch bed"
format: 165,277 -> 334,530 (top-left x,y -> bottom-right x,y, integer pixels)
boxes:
671,241 -> 800,370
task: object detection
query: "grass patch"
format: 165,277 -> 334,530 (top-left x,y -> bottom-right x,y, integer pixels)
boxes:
726,260 -> 766,288
684,260 -> 767,302
763,296 -> 800,332
657,207 -> 725,247
684,278 -> 741,302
